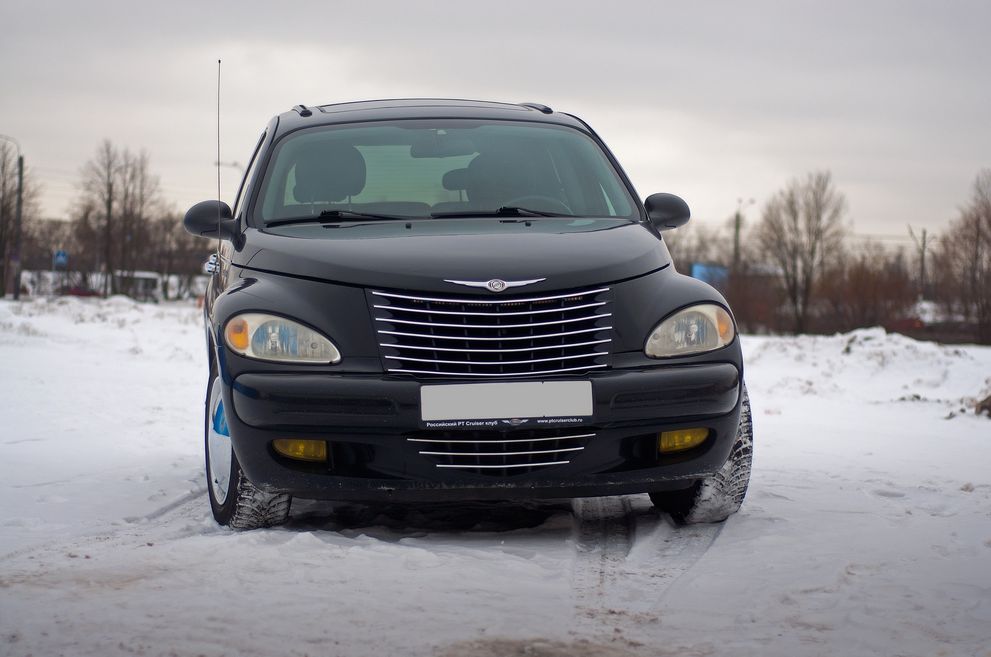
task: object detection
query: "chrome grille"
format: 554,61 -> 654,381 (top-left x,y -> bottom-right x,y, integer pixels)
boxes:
408,429 -> 593,476
370,286 -> 612,378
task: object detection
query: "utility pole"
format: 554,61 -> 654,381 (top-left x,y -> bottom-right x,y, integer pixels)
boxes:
0,134 -> 24,299
732,197 -> 755,271
214,160 -> 244,172
909,226 -> 930,300
104,166 -> 113,297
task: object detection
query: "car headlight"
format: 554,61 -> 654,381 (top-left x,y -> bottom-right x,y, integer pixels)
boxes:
224,313 -> 341,364
645,304 -> 735,358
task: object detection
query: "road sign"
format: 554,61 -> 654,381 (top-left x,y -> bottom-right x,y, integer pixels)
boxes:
53,250 -> 69,270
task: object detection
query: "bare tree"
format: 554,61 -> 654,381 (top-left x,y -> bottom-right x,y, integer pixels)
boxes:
663,221 -> 728,270
77,141 -> 162,296
147,211 -> 209,299
932,169 -> 991,343
1,142 -> 41,295
79,140 -> 119,295
67,200 -> 103,291
818,242 -> 915,332
0,142 -> 15,293
755,171 -> 847,333
115,149 -> 160,296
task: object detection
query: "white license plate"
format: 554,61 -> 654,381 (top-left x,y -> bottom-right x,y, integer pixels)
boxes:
420,381 -> 593,422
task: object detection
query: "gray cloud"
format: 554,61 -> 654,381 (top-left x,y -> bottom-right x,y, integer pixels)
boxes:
2,0 -> 988,239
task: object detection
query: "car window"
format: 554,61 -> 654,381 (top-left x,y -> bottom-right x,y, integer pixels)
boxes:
232,131 -> 266,220
281,145 -> 475,208
255,120 -> 637,222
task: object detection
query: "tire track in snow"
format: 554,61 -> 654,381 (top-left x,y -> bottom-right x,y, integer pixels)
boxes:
572,495 -> 636,610
123,486 -> 207,523
570,494 -> 722,648
0,488 -> 210,566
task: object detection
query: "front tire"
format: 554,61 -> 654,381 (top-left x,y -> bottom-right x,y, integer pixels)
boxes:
650,383 -> 753,524
205,364 -> 291,529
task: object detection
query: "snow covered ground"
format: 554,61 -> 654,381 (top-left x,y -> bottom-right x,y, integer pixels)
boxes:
1,297 -> 989,657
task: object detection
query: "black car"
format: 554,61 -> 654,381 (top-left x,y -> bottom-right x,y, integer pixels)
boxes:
184,99 -> 752,529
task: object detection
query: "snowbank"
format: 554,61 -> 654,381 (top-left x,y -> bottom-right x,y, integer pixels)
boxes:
743,327 -> 990,406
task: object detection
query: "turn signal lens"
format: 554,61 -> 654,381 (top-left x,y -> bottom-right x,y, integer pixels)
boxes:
659,428 -> 709,453
716,308 -> 733,341
226,317 -> 250,351
272,439 -> 328,462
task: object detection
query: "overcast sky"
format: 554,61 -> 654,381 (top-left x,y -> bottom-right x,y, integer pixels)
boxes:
2,0 -> 989,245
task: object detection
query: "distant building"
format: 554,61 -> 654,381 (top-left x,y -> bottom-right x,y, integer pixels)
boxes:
689,263 -> 729,293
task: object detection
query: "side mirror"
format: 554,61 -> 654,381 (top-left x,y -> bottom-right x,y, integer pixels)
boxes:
184,200 -> 238,241
644,193 -> 691,231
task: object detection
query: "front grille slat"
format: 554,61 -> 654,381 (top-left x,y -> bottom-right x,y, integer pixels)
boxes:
371,285 -> 612,378
377,313 -> 611,330
371,288 -> 610,305
434,461 -> 570,470
388,364 -> 608,378
371,301 -> 608,317
388,351 -> 609,367
408,429 -> 593,476
379,339 -> 611,354
378,326 -> 612,342
418,447 -> 585,457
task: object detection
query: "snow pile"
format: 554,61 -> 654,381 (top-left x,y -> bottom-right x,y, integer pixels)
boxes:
1,298 -> 990,657
744,327 -> 991,408
0,294 -> 201,350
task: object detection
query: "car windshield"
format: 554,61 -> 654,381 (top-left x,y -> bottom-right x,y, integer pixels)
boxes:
254,119 -> 639,224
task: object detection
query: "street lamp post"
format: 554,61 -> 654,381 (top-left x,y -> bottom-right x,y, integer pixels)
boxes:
214,160 -> 244,172
0,134 -> 24,300
732,197 -> 755,272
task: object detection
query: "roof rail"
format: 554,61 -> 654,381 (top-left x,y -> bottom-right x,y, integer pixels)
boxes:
292,104 -> 313,117
519,102 -> 553,114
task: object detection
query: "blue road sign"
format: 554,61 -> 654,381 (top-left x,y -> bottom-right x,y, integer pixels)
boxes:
53,250 -> 69,270
690,263 -> 729,291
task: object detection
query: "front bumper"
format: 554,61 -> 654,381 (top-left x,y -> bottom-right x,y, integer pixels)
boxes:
223,362 -> 742,501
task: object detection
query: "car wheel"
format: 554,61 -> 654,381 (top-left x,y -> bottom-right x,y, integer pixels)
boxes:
650,383 -> 753,524
205,362 -> 291,529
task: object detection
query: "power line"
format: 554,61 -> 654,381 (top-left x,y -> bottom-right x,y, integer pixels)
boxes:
848,234 -> 916,244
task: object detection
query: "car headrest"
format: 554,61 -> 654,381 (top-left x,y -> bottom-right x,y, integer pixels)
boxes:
442,168 -> 469,191
464,152 -> 535,205
292,143 -> 366,203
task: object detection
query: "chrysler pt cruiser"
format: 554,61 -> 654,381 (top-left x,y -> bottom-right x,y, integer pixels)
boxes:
184,99 -> 753,529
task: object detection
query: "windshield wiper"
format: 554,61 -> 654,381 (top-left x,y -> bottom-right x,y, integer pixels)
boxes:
266,210 -> 414,227
431,206 -> 575,219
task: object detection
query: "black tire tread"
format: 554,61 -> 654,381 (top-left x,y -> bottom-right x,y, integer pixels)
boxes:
650,384 -> 753,524
228,468 -> 292,530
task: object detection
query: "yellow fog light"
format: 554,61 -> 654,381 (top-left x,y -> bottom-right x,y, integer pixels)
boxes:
272,439 -> 327,462
658,428 -> 709,453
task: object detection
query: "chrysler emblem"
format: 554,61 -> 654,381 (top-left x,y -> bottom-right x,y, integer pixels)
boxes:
444,277 -> 546,292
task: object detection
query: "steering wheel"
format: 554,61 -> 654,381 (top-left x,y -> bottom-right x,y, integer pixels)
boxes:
502,195 -> 573,215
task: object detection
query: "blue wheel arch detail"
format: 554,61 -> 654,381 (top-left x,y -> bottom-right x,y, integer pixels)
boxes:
212,398 -> 230,437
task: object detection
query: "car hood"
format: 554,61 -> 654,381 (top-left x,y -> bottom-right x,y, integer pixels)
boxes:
236,217 -> 671,293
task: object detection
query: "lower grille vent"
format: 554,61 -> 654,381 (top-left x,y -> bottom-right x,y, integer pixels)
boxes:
408,429 -> 593,476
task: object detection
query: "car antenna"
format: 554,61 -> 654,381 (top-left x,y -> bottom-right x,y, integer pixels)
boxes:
216,59 -> 223,253
293,104 -> 313,117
